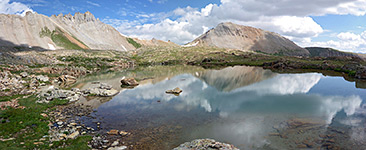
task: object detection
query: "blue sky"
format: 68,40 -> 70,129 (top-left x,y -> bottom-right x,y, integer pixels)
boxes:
2,0 -> 366,53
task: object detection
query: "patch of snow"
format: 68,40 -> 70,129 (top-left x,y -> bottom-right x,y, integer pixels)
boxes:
121,44 -> 127,51
182,41 -> 199,47
48,43 -> 56,50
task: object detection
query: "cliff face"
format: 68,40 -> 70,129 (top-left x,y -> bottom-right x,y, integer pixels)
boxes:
187,22 -> 309,56
0,11 -> 135,51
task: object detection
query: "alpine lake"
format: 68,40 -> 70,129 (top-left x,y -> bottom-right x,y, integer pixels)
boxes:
71,65 -> 366,150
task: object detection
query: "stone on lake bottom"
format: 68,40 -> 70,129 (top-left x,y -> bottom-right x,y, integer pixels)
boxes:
108,129 -> 119,135
67,131 -> 79,139
173,139 -> 238,150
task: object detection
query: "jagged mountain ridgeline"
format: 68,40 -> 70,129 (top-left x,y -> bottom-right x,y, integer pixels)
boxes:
0,11 -> 136,51
187,22 -> 310,56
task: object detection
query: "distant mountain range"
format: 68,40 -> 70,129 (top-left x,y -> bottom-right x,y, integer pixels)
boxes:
0,11 -> 136,51
0,12 -> 361,58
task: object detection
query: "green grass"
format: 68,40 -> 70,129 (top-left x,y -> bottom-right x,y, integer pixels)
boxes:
127,38 -> 142,49
57,56 -> 114,70
51,29 -> 83,50
0,95 -> 24,102
39,27 -> 84,50
51,136 -> 92,150
0,95 -> 90,149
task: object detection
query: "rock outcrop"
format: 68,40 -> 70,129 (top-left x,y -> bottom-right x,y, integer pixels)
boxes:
186,22 -> 309,56
134,38 -> 179,47
0,11 -> 135,51
306,47 -> 359,58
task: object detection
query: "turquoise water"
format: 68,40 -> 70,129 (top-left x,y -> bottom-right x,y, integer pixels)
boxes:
83,66 -> 366,149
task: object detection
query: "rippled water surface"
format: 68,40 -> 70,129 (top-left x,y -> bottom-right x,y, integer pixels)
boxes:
77,66 -> 366,149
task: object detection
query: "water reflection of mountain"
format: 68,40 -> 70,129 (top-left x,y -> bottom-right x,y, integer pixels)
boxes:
75,65 -> 205,91
196,66 -> 277,92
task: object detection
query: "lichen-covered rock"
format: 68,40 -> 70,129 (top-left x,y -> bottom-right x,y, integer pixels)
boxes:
0,71 -> 30,96
37,86 -> 82,103
173,139 -> 239,150
58,75 -> 77,85
83,83 -> 119,97
20,72 -> 28,78
36,75 -> 49,82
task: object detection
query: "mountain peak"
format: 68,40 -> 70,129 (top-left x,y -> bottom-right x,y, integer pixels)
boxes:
187,22 -> 309,56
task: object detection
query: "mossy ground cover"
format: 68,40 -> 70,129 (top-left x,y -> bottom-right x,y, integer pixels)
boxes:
40,27 -> 84,50
133,46 -> 366,78
0,95 -> 91,149
127,38 -> 141,49
57,56 -> 115,70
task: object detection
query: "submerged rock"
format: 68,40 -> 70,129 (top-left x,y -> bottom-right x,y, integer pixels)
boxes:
173,139 -> 238,150
166,87 -> 183,95
107,129 -> 119,135
120,77 -> 139,86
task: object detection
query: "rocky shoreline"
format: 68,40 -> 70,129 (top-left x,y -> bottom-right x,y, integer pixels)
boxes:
2,49 -> 366,149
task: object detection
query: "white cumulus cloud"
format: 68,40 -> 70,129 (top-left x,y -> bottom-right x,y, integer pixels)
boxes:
302,31 -> 366,53
0,0 -> 33,16
109,0 -> 366,51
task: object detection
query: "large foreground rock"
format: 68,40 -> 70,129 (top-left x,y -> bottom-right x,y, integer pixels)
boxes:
58,75 -> 77,85
37,86 -> 81,103
173,139 -> 239,150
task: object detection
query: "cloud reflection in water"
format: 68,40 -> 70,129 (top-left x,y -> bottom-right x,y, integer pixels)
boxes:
97,66 -> 363,149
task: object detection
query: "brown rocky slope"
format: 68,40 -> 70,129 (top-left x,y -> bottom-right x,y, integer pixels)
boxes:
0,11 -> 135,51
186,22 -> 310,56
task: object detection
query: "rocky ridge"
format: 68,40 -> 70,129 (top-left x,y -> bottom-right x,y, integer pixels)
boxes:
0,11 -> 135,51
187,22 -> 310,56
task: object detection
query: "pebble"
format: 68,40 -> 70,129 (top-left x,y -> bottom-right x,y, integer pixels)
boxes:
67,131 -> 79,139
119,131 -> 129,136
102,140 -> 109,143
111,140 -> 119,146
34,142 -> 44,145
57,121 -> 63,125
107,146 -> 127,150
108,129 -> 119,135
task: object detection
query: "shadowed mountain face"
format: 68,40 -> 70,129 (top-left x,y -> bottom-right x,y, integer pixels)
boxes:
0,11 -> 135,51
306,47 -> 357,57
187,22 -> 310,56
195,66 -> 277,92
